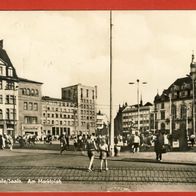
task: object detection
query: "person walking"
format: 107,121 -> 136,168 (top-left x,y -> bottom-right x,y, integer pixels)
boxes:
86,135 -> 97,172
7,134 -> 13,151
154,131 -> 164,161
133,132 -> 140,153
99,138 -> 109,172
59,132 -> 67,155
0,135 -> 3,149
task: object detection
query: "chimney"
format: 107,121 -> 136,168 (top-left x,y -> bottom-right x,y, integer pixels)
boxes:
0,40 -> 3,49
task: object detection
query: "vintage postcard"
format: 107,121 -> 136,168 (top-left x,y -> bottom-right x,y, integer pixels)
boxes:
0,0 -> 195,194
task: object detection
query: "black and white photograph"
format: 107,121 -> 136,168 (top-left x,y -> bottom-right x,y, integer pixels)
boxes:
0,11 -> 195,192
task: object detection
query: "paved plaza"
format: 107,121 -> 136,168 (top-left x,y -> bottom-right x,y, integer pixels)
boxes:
0,148 -> 195,191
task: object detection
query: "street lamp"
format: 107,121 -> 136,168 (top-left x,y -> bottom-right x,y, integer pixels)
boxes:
163,93 -> 172,134
129,79 -> 147,132
13,85 -> 18,142
187,73 -> 196,137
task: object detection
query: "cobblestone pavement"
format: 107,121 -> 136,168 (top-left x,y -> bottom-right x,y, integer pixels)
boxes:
0,165 -> 196,184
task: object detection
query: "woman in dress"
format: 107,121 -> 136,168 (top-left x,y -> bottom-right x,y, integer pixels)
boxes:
99,138 -> 109,172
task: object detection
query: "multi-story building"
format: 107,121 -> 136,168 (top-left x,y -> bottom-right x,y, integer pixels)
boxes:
114,103 -> 127,137
61,83 -> 97,135
96,110 -> 109,136
122,102 -> 153,136
154,55 -> 196,150
18,78 -> 43,138
0,40 -> 19,138
41,96 -> 77,137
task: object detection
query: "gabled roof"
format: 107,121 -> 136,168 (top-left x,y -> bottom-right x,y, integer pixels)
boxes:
0,47 -> 17,78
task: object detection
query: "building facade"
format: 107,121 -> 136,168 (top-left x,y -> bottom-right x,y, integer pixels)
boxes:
61,83 -> 97,135
114,103 -> 127,137
41,96 -> 77,137
154,56 -> 196,150
96,110 -> 109,136
0,40 -> 19,138
18,78 -> 43,138
122,102 -> 154,136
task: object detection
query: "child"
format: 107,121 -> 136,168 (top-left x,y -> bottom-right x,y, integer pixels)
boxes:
86,135 -> 97,172
99,138 -> 109,172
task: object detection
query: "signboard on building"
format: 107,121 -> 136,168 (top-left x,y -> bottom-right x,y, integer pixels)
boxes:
172,140 -> 179,148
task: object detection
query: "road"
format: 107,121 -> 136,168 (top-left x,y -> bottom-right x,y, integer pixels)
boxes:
0,149 -> 195,192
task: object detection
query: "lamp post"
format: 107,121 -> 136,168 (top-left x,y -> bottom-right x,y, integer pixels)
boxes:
163,93 -> 172,134
13,85 -> 18,143
109,10 -> 114,156
129,79 -> 147,132
169,94 -> 172,135
186,105 -> 190,140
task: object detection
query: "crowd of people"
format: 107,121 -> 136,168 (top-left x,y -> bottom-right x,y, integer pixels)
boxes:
1,130 -> 195,168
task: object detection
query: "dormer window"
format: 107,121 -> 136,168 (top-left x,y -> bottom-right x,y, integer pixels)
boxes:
0,66 -> 3,75
8,67 -> 13,77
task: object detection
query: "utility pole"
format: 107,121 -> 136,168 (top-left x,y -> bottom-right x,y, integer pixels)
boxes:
109,10 -> 114,156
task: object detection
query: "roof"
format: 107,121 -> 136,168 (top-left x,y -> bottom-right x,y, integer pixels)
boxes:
18,77 -> 43,85
122,102 -> 153,113
42,96 -> 76,104
0,47 -> 18,78
154,76 -> 192,102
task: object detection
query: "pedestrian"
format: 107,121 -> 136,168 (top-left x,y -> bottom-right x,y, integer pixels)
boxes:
154,131 -> 165,161
86,135 -> 98,172
59,133 -> 67,155
0,135 -> 3,149
7,134 -> 13,151
99,138 -> 109,172
133,132 -> 140,153
73,136 -> 78,151
65,133 -> 70,150
189,134 -> 195,147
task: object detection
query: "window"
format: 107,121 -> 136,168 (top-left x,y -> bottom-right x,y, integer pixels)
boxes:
5,95 -> 9,104
86,89 -> 89,98
81,88 -> 83,99
24,116 -> 37,124
172,104 -> 177,119
160,111 -> 165,120
8,67 -> 13,77
0,109 -> 3,119
5,81 -> 14,90
0,95 -> 2,104
92,90 -> 94,99
180,105 -> 187,119
29,102 -> 33,110
161,102 -> 164,109
0,66 -> 3,75
22,88 -> 27,95
10,109 -> 14,120
34,103 -> 38,111
47,113 -> 50,118
35,89 -> 39,96
6,109 -> 10,119
0,80 -> 2,89
24,102 -> 28,110
31,89 -> 35,96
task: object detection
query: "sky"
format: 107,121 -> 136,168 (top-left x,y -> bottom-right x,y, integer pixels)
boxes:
0,11 -> 196,117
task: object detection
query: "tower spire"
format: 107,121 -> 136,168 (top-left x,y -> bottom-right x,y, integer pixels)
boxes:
140,93 -> 143,106
192,50 -> 194,64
